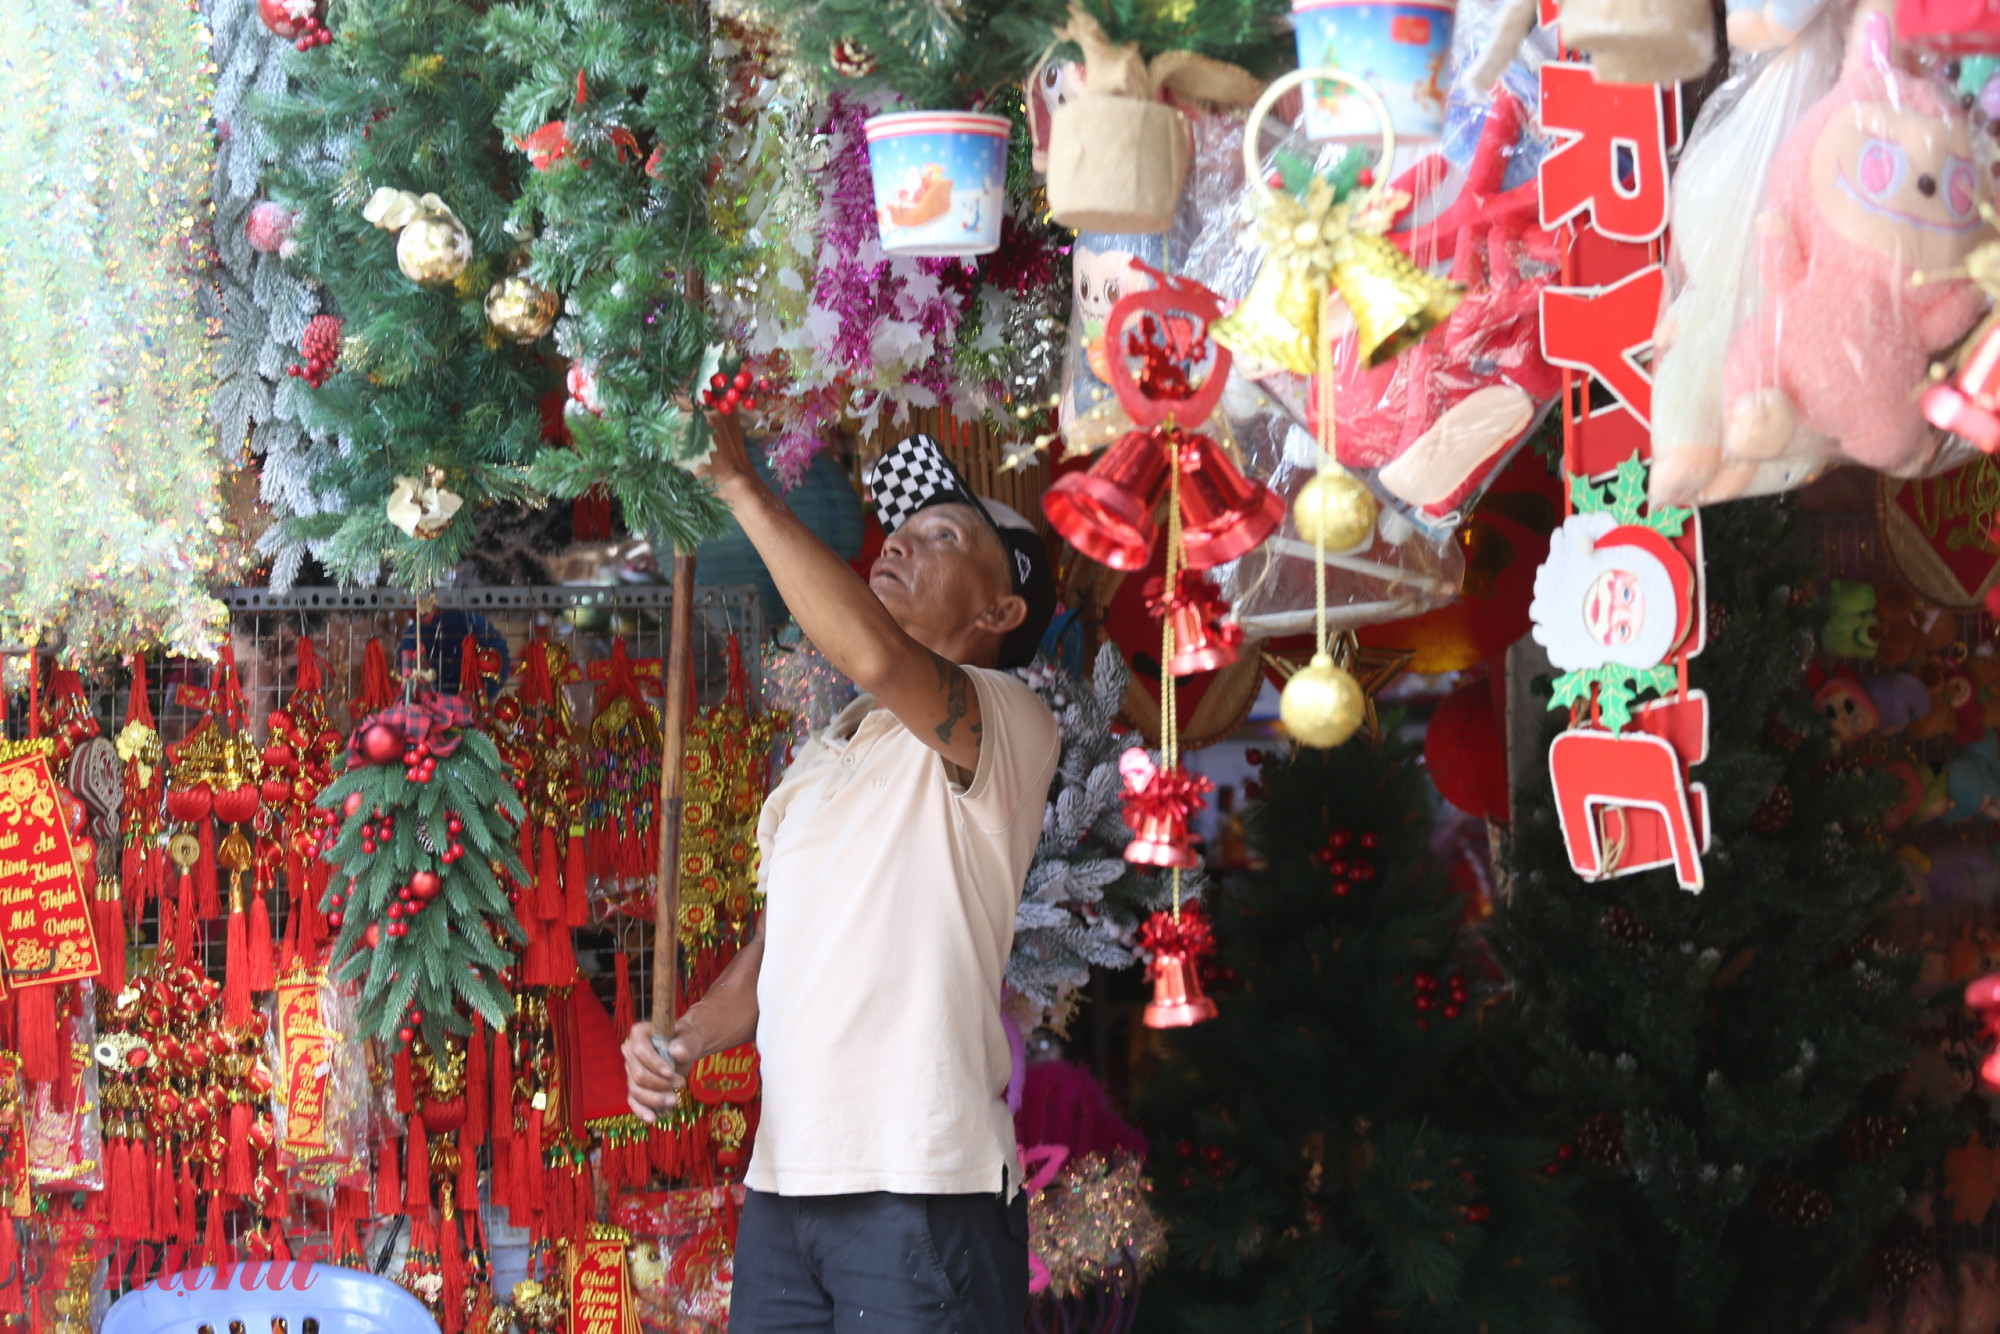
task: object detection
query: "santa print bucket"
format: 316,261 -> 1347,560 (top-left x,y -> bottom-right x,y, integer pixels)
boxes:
1291,0 -> 1454,143
862,111 -> 1011,257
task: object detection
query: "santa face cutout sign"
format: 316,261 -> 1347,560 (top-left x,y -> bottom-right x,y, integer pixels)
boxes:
1532,512 -> 1694,674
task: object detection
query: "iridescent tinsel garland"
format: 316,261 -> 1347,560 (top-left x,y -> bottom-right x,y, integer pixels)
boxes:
1029,1153 -> 1167,1301
0,0 -> 232,657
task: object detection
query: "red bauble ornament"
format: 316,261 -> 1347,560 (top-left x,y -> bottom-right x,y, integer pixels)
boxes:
359,722 -> 404,766
256,0 -> 310,38
410,869 -> 441,900
244,200 -> 295,255
398,1027 -> 413,1044
364,923 -> 381,948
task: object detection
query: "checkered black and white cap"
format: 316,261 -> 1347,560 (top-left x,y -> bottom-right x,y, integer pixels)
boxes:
863,433 -> 1058,669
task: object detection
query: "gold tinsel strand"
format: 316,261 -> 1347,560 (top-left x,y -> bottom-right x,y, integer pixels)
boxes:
1029,1154 -> 1168,1300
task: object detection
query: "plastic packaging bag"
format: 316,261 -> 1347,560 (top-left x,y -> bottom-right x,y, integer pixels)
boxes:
26,985 -> 101,1193
1717,10 -> 1990,482
269,968 -> 370,1187
1057,230 -> 1166,452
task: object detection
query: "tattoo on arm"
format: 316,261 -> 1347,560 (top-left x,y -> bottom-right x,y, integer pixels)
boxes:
931,652 -> 973,748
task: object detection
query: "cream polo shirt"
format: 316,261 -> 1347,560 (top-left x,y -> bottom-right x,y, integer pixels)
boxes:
745,667 -> 1058,1198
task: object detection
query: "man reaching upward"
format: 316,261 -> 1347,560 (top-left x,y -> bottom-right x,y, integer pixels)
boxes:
623,421 -> 1059,1332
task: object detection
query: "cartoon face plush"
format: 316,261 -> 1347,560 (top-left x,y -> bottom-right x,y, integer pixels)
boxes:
1068,232 -> 1163,388
1027,59 -> 1088,173
1815,671 -> 1881,743
1810,90 -> 1981,278
1874,581 -> 1957,668
1821,579 -> 1881,658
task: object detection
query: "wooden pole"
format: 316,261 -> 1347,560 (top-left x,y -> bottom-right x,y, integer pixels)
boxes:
651,548 -> 697,1050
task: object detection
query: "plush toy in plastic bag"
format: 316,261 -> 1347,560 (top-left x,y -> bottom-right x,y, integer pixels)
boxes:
1059,231 -> 1165,452
1720,9 -> 1990,477
1649,0 -> 1851,506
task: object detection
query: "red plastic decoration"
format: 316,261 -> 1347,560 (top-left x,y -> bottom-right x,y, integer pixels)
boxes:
1117,747 -> 1212,869
1898,0 -> 2000,53
1101,266 -> 1232,430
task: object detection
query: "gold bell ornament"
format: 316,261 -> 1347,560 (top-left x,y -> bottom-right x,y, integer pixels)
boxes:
363,187 -> 472,287
1212,67 -> 1462,378
485,273 -> 560,343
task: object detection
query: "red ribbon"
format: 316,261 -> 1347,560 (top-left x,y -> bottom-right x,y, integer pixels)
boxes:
346,692 -> 472,768
1138,903 -> 1216,962
1118,747 -> 1213,829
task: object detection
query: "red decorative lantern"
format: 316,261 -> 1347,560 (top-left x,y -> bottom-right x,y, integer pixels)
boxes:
1177,432 -> 1287,569
1102,266 -> 1233,430
1042,429 -> 1169,571
1923,320 -> 2000,452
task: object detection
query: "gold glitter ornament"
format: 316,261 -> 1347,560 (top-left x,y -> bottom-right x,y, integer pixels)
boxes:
1280,653 -> 1364,748
398,211 -> 473,286
1292,469 -> 1377,552
484,274 -> 559,342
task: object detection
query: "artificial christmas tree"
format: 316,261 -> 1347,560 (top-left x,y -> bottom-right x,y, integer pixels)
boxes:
256,0 -> 561,587
1137,732 -> 1584,1334
1493,499 -> 1934,1334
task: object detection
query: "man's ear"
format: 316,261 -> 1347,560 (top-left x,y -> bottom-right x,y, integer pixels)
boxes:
977,594 -> 1028,637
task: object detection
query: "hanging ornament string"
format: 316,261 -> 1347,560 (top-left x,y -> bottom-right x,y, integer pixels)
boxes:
1162,433 -> 1184,923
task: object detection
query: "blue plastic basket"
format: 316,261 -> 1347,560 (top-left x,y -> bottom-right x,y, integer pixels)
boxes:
102,1263 -> 439,1334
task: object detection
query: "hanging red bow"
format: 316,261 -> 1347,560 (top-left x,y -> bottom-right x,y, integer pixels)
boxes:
1117,747 -> 1212,830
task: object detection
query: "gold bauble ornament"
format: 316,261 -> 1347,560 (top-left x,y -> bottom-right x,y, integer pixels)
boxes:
396,211 -> 472,286
1280,652 -> 1364,748
1293,469 -> 1378,551
484,275 -> 560,342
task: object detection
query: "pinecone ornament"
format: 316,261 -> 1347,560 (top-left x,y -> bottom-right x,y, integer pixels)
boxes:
1601,907 -> 1656,947
1578,1111 -> 1629,1169
1840,1113 -> 1906,1164
290,315 -> 343,388
1756,1176 -> 1832,1228
1751,783 -> 1794,834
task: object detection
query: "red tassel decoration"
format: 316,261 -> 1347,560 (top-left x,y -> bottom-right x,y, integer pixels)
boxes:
195,820 -> 218,921
223,900 -> 249,1029
95,897 -> 126,997
248,885 -> 274,992
176,1160 -> 196,1250
171,865 -> 194,964
266,1145 -> 289,1220
0,1217 -> 18,1316
466,1019 -> 488,1148
491,1030 -> 514,1144
526,1107 -> 546,1212
15,985 -> 57,1086
507,1133 -> 532,1228
132,1140 -> 154,1240
456,1144 -> 478,1214
405,1114 -> 429,1215
225,1101 -> 253,1196
153,1144 -> 173,1238
565,830 -> 588,927
375,1129 -> 401,1217
395,1046 -> 414,1115
441,1210 -> 466,1334
105,1139 -> 132,1239
537,826 -> 562,922
203,1187 -> 227,1269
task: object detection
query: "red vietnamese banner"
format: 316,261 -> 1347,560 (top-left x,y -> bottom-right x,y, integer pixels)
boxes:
277,972 -> 334,1156
568,1235 -> 638,1334
0,752 -> 99,987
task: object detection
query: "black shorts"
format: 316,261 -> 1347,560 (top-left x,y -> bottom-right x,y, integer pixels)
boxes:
728,1188 -> 1029,1333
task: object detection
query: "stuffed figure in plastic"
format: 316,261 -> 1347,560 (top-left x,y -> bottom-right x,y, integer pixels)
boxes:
1721,9 -> 1989,475
1727,0 -> 1837,51
1058,231 -> 1163,446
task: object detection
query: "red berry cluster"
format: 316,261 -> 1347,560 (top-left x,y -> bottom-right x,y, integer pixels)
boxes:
404,735 -> 439,784
1172,1139 -> 1235,1190
1315,827 -> 1379,898
397,1005 -> 426,1046
1406,968 -> 1469,1030
700,366 -> 772,415
384,868 -> 443,939
287,315 -> 342,387
293,14 -> 331,49
1542,1141 -> 1575,1177
1459,1169 -> 1491,1224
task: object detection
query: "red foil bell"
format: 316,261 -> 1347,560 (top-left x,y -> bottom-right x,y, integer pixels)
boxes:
1119,748 -> 1213,869
1147,570 -> 1245,677
1176,432 -> 1286,569
1138,904 -> 1220,1029
1923,319 -> 2000,453
1042,429 -> 1170,571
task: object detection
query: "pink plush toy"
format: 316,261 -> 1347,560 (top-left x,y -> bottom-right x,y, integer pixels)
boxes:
1722,9 -> 1988,474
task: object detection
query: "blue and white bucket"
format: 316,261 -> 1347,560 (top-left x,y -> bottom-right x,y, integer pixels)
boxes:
862,111 -> 1011,257
1291,1 -> 1455,143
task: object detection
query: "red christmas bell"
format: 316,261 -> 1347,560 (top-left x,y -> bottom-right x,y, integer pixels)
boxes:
1148,570 -> 1244,677
1126,806 -> 1199,868
1923,319 -> 2000,452
1144,950 -> 1219,1029
1176,432 -> 1286,569
1138,904 -> 1220,1029
1042,429 -> 1170,571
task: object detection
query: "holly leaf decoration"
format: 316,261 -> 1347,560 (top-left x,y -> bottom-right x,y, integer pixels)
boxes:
1545,663 -> 1680,733
1570,472 -> 1605,516
1608,454 -> 1649,525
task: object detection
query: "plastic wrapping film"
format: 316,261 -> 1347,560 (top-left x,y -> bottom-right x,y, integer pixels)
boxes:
26,986 -> 101,1193
614,1186 -> 743,1334
1711,9 -> 1994,490
268,968 -> 369,1187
